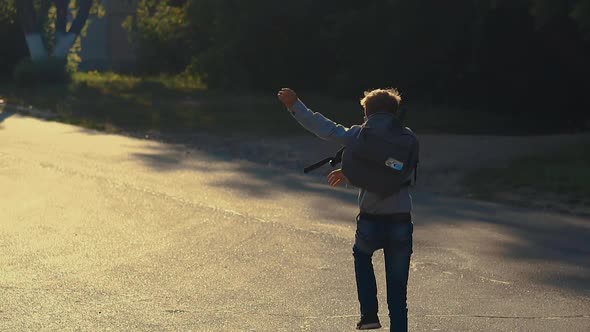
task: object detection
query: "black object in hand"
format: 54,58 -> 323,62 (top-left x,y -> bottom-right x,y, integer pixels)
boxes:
303,147 -> 345,173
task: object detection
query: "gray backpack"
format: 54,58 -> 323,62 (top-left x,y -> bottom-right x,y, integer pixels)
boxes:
341,118 -> 419,197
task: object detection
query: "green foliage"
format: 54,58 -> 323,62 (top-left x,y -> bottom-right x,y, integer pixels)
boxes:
74,71 -> 205,91
1,71 -> 513,136
13,57 -> 72,86
124,0 -> 190,74
119,0 -> 590,130
0,0 -> 28,78
42,1 -> 104,71
6,0 -> 590,131
0,0 -> 17,22
1,0 -> 105,79
42,4 -> 57,53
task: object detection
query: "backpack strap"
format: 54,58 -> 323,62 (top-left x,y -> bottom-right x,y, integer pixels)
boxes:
303,157 -> 333,174
303,147 -> 345,173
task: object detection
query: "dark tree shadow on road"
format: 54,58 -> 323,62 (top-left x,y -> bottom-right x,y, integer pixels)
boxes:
128,142 -> 356,201
122,140 -> 590,298
413,192 -> 590,296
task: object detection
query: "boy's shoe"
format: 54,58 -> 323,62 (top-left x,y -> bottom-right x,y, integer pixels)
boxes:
356,314 -> 381,330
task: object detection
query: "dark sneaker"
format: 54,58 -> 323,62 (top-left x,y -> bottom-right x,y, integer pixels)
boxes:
356,314 -> 381,330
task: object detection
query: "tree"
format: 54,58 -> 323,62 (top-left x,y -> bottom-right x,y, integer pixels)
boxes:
0,0 -> 28,77
15,0 -> 93,60
124,0 -> 190,74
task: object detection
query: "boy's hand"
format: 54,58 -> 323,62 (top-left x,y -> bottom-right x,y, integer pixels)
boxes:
327,169 -> 348,187
277,88 -> 298,109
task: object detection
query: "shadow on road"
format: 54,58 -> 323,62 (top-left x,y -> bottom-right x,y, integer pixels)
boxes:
415,193 -> 590,295
130,141 -> 356,200
126,141 -> 590,297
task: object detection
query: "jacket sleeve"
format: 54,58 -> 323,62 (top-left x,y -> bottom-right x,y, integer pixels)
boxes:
288,99 -> 361,146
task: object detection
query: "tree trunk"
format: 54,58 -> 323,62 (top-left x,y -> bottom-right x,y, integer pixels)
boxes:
24,34 -> 47,60
52,33 -> 76,58
17,0 -> 94,60
52,0 -> 92,58
16,0 -> 48,60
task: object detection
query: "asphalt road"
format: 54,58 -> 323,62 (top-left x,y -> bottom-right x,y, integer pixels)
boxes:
1,110 -> 589,331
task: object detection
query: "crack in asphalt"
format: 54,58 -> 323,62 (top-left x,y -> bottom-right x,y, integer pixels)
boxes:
175,311 -> 590,321
153,310 -> 590,321
423,314 -> 590,320
263,312 -> 590,320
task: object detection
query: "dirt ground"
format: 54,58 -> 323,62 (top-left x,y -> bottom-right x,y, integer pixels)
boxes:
149,131 -> 590,216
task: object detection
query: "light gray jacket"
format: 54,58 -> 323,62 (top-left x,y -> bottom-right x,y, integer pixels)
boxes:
289,99 -> 412,214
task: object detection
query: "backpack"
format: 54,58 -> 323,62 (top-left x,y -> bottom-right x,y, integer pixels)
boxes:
341,118 -> 419,197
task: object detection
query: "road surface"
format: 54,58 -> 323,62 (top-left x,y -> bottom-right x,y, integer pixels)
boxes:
1,110 -> 589,331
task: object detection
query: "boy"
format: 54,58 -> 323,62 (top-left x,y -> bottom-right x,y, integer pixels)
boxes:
278,88 -> 414,331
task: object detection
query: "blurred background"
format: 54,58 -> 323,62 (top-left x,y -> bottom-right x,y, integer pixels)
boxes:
2,0 -> 590,134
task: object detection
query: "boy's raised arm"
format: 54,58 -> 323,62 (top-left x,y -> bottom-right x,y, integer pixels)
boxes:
277,88 -> 360,146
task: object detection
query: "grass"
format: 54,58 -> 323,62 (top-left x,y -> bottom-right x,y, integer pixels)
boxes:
464,144 -> 590,207
0,71 -> 540,136
1,71 -> 340,135
2,72 -> 587,210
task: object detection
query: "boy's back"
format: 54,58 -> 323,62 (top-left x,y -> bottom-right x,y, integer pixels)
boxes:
286,97 -> 413,214
278,87 -> 415,332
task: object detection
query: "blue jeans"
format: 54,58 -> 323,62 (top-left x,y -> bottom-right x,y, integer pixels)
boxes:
353,214 -> 413,332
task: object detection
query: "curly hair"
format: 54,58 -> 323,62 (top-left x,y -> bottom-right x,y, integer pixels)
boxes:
360,88 -> 402,116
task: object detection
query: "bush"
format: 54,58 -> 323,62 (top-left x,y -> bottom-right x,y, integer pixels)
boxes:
0,0 -> 28,78
124,0 -> 191,75
98,0 -> 590,131
13,57 -> 72,87
179,0 -> 589,130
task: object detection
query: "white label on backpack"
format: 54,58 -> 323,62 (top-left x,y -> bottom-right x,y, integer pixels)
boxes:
385,158 -> 404,171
